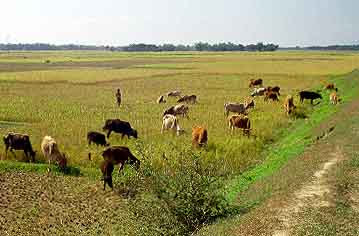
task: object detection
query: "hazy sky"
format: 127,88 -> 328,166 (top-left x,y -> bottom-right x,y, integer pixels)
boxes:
0,0 -> 358,46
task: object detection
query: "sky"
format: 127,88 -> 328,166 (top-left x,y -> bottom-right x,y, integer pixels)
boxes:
0,0 -> 358,46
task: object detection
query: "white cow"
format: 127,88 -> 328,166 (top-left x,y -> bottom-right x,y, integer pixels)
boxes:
161,114 -> 181,136
41,136 -> 67,171
251,87 -> 266,97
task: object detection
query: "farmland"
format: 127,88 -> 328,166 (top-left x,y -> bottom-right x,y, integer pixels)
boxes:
1,50 -> 359,235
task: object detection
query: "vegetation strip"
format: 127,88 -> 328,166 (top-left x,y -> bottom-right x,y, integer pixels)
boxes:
226,69 -> 359,203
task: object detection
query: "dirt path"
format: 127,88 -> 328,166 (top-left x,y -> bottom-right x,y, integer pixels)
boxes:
273,147 -> 345,236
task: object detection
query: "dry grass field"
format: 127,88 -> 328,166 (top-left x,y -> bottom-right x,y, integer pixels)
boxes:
1,50 -> 359,235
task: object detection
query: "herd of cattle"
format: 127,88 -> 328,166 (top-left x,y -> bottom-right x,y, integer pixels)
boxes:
1,78 -> 340,190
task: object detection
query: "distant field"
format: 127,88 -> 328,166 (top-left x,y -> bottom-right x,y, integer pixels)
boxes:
1,51 -> 359,174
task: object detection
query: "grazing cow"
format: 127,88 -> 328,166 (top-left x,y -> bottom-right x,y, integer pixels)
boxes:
251,87 -> 266,97
264,91 -> 279,102
115,88 -> 122,107
167,90 -> 181,97
330,92 -> 340,105
266,86 -> 281,96
87,131 -> 109,146
192,126 -> 208,147
228,115 -> 251,136
103,119 -> 138,139
245,99 -> 255,109
3,133 -> 36,162
163,104 -> 189,118
224,103 -> 248,117
157,95 -> 166,104
177,95 -> 197,104
324,83 -> 338,91
41,136 -> 67,171
100,159 -> 114,190
284,95 -> 296,115
299,91 -> 322,104
102,146 -> 140,174
161,114 -> 181,136
249,79 -> 263,88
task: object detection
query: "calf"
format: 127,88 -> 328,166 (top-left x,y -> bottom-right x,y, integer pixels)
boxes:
264,91 -> 279,102
299,91 -> 322,104
100,159 -> 114,190
87,131 -> 109,146
161,114 -> 181,136
167,90 -> 181,97
163,104 -> 189,118
228,115 -> 251,136
192,126 -> 208,147
284,95 -> 296,115
3,132 -> 36,162
41,136 -> 67,171
177,95 -> 197,104
249,79 -> 263,88
103,119 -> 138,139
102,146 -> 140,174
157,95 -> 166,104
224,103 -> 248,117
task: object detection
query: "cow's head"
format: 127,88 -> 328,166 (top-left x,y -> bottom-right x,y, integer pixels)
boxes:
102,120 -> 112,131
131,129 -> 138,139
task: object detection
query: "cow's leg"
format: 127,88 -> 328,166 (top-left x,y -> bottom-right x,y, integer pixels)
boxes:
4,146 -> 9,159
107,130 -> 112,138
121,133 -> 125,139
311,99 -> 313,105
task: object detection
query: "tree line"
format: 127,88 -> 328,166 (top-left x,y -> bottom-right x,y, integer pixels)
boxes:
0,42 -> 279,52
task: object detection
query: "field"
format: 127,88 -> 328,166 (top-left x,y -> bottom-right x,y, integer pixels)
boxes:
1,50 -> 359,235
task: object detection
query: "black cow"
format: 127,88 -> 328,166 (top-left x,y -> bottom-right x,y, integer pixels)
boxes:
87,131 -> 109,146
102,119 -> 138,139
3,132 -> 36,162
299,91 -> 323,104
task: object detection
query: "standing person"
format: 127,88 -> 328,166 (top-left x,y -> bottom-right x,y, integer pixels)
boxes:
116,88 -> 121,107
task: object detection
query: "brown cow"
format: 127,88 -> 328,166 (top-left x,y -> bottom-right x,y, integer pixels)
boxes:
102,146 -> 140,174
192,126 -> 208,147
264,91 -> 279,102
284,95 -> 296,115
266,86 -> 281,96
324,83 -> 338,91
228,115 -> 251,136
249,79 -> 263,88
